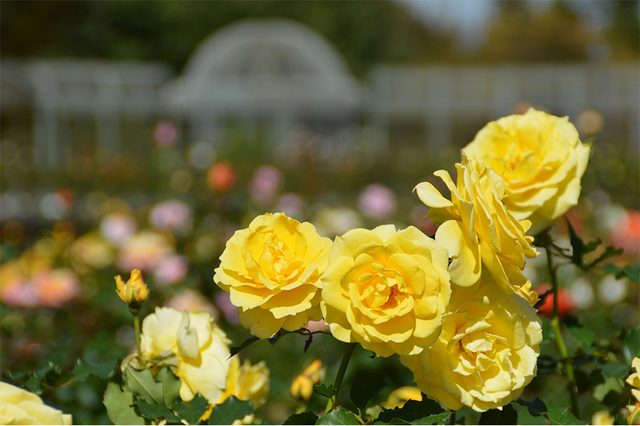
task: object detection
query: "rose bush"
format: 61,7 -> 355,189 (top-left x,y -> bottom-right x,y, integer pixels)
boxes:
401,274 -> 542,412
321,225 -> 451,357
415,155 -> 538,301
462,108 -> 591,235
214,213 -> 332,338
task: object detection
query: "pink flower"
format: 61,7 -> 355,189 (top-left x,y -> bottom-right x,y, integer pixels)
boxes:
276,193 -> 305,219
153,255 -> 188,286
153,121 -> 179,147
358,184 -> 397,221
149,200 -> 192,233
0,266 -> 80,308
250,165 -> 284,205
100,214 -> 137,247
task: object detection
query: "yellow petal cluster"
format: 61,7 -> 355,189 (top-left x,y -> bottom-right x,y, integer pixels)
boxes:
591,410 -> 615,425
0,381 -> 72,425
415,156 -> 537,296
218,356 -> 270,409
627,357 -> 640,403
290,359 -> 325,401
215,213 -> 332,339
401,275 -> 542,412
140,307 -> 230,404
115,269 -> 149,311
463,108 -> 591,236
381,386 -> 423,410
321,225 -> 451,357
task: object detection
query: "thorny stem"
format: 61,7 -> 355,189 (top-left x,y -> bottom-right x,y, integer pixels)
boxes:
325,342 -> 357,413
545,246 -> 579,418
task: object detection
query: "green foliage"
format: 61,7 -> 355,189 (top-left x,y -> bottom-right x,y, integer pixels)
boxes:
350,371 -> 390,410
103,382 -> 144,425
156,367 -> 182,408
313,384 -> 337,398
564,316 -> 595,351
134,399 -> 181,424
478,404 -> 518,424
124,366 -> 164,405
603,263 -> 640,281
284,411 -> 318,425
174,394 -> 210,425
517,398 -> 587,425
315,408 -> 360,425
72,358 -> 117,382
565,219 -> 623,270
230,336 -> 260,357
207,396 -> 253,425
375,398 -> 444,424
623,327 -> 640,364
411,412 -> 451,425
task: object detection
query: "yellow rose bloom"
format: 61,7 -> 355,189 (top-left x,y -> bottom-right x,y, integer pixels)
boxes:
214,213 -> 332,339
140,307 -> 230,404
382,386 -> 423,410
321,225 -> 451,357
415,155 -> 537,296
591,410 -> 615,425
401,275 -> 542,412
0,381 -> 72,425
463,108 -> 591,236
627,357 -> 640,403
218,356 -> 270,409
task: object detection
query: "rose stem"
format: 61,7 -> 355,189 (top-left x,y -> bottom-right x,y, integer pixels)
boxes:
325,342 -> 357,412
545,246 -> 579,417
133,310 -> 143,362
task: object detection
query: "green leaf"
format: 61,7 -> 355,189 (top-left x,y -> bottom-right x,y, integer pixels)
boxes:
125,366 -> 164,405
350,372 -> 390,410
156,367 -> 182,408
313,384 -> 336,398
103,382 -> 144,425
230,336 -> 260,357
566,218 -> 594,268
600,362 -> 630,378
174,394 -> 210,425
133,400 -> 181,423
516,398 -> 546,416
589,246 -> 623,268
284,411 -> 318,425
207,396 -> 253,425
72,358 -> 117,382
602,263 -> 640,281
376,398 -> 443,423
594,377 -> 624,401
564,318 -> 594,349
412,412 -> 452,425
623,327 -> 640,364
387,419 -> 412,425
545,400 -> 586,425
315,408 -> 360,425
479,405 -> 518,424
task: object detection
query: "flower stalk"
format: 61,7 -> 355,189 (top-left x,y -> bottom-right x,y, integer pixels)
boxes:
545,246 -> 579,417
133,310 -> 142,362
325,342 -> 357,412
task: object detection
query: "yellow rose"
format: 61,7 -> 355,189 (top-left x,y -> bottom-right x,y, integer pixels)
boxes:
415,155 -> 537,297
401,275 -> 542,412
463,108 -> 591,236
627,357 -> 640,403
201,356 -> 270,425
321,225 -> 451,357
218,356 -> 270,409
382,386 -> 423,410
115,269 -> 149,311
591,410 -> 615,425
0,381 -> 72,425
140,307 -> 230,404
214,213 -> 332,339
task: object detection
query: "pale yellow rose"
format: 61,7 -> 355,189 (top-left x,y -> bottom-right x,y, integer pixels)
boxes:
200,356 -> 270,425
401,275 -> 542,412
214,213 -> 332,339
463,108 -> 591,235
415,155 -> 537,297
627,357 -> 640,403
140,307 -> 230,404
0,381 -> 72,425
382,386 -> 422,410
321,225 -> 451,357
